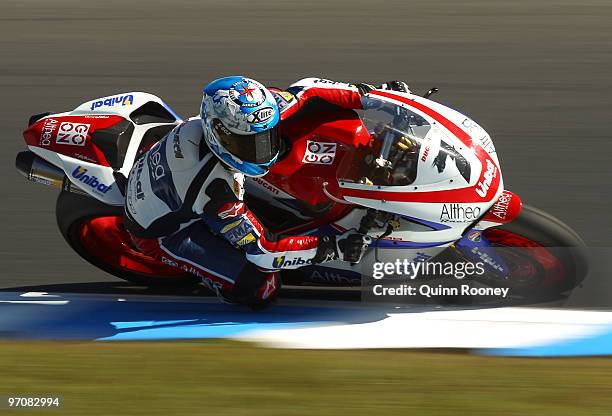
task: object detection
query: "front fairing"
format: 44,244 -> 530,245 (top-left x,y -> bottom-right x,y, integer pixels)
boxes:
334,92 -> 504,239
341,94 -> 493,187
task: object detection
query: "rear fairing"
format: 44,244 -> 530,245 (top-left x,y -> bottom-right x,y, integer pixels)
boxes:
23,92 -> 182,205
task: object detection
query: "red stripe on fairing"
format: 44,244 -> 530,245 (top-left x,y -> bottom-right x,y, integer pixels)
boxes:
372,90 -> 474,147
244,211 -> 319,252
339,91 -> 500,204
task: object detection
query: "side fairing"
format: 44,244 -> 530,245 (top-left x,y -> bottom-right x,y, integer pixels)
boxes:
28,146 -> 125,205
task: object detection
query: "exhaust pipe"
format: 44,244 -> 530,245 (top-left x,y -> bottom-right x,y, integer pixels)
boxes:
16,151 -> 65,188
15,151 -> 86,195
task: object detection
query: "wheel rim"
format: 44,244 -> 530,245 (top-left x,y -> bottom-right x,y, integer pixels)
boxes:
483,228 -> 566,288
78,216 -> 186,278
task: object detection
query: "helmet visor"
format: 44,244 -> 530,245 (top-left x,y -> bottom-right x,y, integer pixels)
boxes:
213,119 -> 279,164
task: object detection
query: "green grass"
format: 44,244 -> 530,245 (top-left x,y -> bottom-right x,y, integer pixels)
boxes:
0,341 -> 611,415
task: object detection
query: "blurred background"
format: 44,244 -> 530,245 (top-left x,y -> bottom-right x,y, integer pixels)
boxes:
1,0 -> 611,297
1,2 -> 612,414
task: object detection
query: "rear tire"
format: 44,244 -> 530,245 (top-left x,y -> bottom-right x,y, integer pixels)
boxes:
56,191 -> 198,286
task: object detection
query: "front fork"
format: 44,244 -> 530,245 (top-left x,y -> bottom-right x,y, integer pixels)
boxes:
453,229 -> 510,278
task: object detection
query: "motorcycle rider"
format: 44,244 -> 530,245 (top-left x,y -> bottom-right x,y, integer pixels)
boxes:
124,76 -> 410,309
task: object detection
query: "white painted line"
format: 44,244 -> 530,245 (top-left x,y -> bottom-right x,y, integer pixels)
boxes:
0,300 -> 69,305
237,307 -> 612,349
20,292 -> 61,298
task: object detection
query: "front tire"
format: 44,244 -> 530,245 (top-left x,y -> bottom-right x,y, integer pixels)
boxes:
480,205 -> 589,298
56,191 -> 198,286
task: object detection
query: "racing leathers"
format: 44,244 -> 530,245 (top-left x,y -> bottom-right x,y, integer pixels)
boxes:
123,78 -> 379,305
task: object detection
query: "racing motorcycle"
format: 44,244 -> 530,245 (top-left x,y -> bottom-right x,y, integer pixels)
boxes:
15,88 -> 588,302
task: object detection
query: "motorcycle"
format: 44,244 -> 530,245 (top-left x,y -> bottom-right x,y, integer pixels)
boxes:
15,88 -> 588,302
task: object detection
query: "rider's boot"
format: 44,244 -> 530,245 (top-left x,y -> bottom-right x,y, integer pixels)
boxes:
216,265 -> 281,311
249,271 -> 281,311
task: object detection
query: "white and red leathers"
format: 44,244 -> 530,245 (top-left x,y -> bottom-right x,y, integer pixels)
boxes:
123,78 -> 366,301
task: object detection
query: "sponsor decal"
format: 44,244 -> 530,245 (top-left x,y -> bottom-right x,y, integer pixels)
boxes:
148,142 -> 166,181
71,166 -> 113,194
145,140 -> 180,211
380,236 -> 405,241
214,119 -> 232,136
413,252 -> 433,263
461,118 -> 496,154
221,219 -> 252,244
272,91 -> 294,110
221,219 -> 242,234
161,256 -> 179,267
72,153 -> 97,163
201,277 -> 224,292
172,125 -> 184,158
419,136 -> 432,163
302,140 -> 337,165
313,79 -> 342,85
260,274 -> 277,300
218,202 -> 245,219
272,255 -> 313,269
232,174 -> 245,199
388,218 -> 401,230
56,121 -> 90,146
276,91 -> 294,102
471,247 -> 504,272
247,107 -> 274,123
228,80 -> 265,108
478,135 -> 496,154
308,270 -> 361,285
252,177 -> 280,195
489,190 -> 512,221
421,144 -> 430,162
467,230 -> 481,242
236,233 -> 256,246
39,118 -> 58,146
432,140 -> 471,182
440,203 -> 481,223
31,176 -> 55,187
476,159 -> 497,198
132,157 -> 146,201
161,256 -> 225,291
89,94 -> 134,111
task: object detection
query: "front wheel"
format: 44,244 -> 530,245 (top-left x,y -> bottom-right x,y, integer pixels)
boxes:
56,191 -> 198,286
478,205 -> 589,299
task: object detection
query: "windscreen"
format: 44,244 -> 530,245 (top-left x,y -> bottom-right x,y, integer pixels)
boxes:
337,96 -> 432,186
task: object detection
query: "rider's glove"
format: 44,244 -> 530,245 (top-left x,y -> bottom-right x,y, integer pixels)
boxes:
312,231 -> 371,263
354,83 -> 375,96
378,80 -> 411,94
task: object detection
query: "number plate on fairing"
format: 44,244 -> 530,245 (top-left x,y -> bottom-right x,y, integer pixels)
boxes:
302,140 -> 337,165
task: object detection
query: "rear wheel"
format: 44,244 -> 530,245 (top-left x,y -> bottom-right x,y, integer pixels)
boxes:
479,205 -> 588,298
56,191 -> 198,286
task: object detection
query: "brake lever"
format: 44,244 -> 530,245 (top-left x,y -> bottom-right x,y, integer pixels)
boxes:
423,87 -> 439,99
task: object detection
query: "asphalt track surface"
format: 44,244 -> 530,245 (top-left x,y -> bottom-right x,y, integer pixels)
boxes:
1,0 -> 611,306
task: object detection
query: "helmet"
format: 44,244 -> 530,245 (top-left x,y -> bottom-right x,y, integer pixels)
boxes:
200,76 -> 280,177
